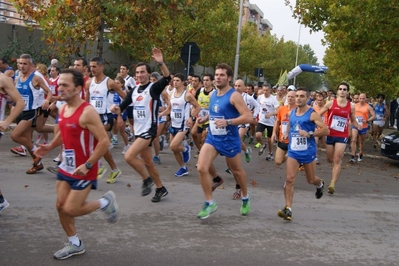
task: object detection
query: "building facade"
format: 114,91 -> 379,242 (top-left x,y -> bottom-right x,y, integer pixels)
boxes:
242,0 -> 273,35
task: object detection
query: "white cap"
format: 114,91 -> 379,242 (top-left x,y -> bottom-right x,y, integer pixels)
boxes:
51,59 -> 58,65
287,85 -> 296,91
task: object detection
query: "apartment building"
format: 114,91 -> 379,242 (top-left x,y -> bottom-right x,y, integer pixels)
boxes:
242,0 -> 273,35
0,0 -> 29,25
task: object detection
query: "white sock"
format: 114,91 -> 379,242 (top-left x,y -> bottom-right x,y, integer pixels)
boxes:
206,200 -> 214,205
68,234 -> 80,246
31,145 -> 37,152
111,168 -> 119,173
99,197 -> 109,209
113,134 -> 117,138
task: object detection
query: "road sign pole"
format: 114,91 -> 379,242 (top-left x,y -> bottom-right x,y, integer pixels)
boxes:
233,0 -> 244,82
187,45 -> 192,78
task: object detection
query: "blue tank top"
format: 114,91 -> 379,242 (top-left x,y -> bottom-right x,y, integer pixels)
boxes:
374,103 -> 385,121
16,72 -> 36,111
288,107 -> 317,159
208,88 -> 239,141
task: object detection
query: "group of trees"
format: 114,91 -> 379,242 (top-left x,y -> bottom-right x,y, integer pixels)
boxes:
12,0 -> 323,89
289,0 -> 399,98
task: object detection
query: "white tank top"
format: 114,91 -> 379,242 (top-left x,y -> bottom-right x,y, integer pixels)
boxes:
89,77 -> 109,114
131,83 -> 155,135
170,90 -> 191,129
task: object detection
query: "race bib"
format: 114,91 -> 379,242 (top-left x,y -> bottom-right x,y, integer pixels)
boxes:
376,114 -> 384,120
330,115 -> 346,132
281,121 -> 288,135
91,96 -> 104,113
134,106 -> 146,122
50,85 -> 56,94
209,116 -> 227,135
59,149 -> 76,174
290,133 -> 307,151
356,116 -> 363,128
22,95 -> 29,111
172,108 -> 183,124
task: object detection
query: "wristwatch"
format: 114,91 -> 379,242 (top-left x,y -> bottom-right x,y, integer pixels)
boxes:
308,131 -> 314,137
85,162 -> 93,169
227,119 -> 232,126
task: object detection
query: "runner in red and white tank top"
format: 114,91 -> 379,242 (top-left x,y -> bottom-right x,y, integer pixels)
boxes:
318,82 -> 361,195
58,101 -> 98,180
327,98 -> 351,138
34,69 -> 119,259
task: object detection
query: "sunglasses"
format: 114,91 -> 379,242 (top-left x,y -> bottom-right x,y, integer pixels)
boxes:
338,88 -> 347,91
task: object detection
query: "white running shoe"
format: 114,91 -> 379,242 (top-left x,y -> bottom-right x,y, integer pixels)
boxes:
122,144 -> 131,155
0,199 -> 9,213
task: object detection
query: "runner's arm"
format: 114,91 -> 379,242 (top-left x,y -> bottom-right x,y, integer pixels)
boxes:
80,105 -> 110,165
0,76 -> 24,130
367,106 -> 376,122
311,112 -> 330,137
119,89 -> 133,112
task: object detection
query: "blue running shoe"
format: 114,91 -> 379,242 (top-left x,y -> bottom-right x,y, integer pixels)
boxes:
175,167 -> 189,177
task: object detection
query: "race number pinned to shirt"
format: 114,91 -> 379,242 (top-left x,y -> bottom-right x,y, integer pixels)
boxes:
291,133 -> 307,151
91,96 -> 104,113
22,95 -> 29,111
356,116 -> 363,128
282,121 -> 289,135
172,108 -> 183,124
60,149 -> 76,174
133,105 -> 146,122
330,115 -> 346,132
209,116 -> 227,135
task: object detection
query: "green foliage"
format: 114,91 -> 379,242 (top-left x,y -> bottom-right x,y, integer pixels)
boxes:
239,23 -> 323,89
12,0 -> 324,88
290,0 -> 399,97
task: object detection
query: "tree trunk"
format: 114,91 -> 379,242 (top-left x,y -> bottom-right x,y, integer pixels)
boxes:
96,16 -> 105,57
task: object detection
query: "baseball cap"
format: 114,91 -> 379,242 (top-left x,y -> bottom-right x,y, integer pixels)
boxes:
287,85 -> 296,91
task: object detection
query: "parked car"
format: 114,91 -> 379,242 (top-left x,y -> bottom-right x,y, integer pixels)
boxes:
381,131 -> 399,160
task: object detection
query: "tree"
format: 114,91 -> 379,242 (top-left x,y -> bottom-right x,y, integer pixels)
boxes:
238,22 -> 323,89
12,0 -> 238,69
288,0 -> 399,97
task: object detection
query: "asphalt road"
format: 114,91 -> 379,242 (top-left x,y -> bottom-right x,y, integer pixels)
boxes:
1,131 -> 399,266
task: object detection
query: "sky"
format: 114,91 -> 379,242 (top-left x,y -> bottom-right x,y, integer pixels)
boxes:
250,0 -> 326,65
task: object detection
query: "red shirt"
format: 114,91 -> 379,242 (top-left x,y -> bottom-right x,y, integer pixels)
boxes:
327,99 -> 351,138
49,76 -> 59,97
80,76 -> 90,100
58,102 -> 98,180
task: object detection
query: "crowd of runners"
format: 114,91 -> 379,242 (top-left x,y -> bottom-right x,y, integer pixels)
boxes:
0,50 -> 391,259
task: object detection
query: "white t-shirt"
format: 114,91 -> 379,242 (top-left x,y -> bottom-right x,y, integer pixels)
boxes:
257,94 -> 279,126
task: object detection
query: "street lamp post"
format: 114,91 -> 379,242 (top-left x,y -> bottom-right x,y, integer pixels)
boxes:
233,0 -> 244,82
293,23 -> 302,86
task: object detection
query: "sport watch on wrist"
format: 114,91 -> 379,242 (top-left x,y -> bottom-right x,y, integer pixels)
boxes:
85,162 -> 93,169
227,119 -> 232,126
308,131 -> 314,137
